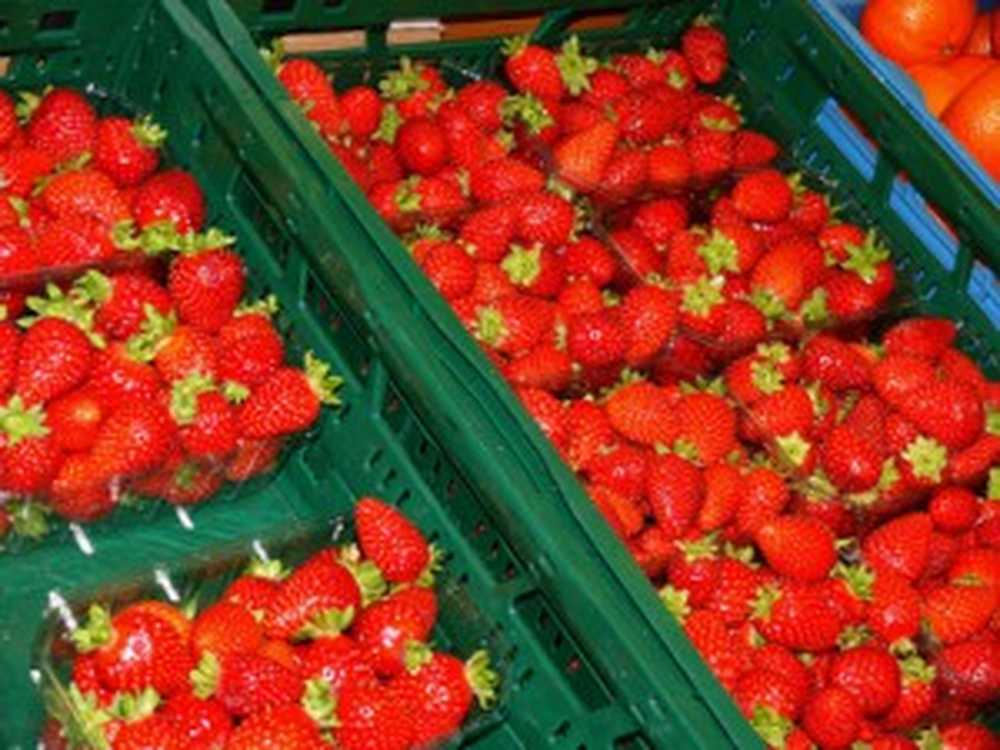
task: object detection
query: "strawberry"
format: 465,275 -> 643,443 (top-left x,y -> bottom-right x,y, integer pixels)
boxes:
395,116 -> 447,176
265,549 -> 365,640
15,315 -> 95,405
215,305 -> 285,389
392,650 -> 498,746
755,515 -> 836,582
822,423 -> 883,492
564,399 -> 614,470
469,157 -> 544,204
613,52 -> 665,88
666,534 -> 720,606
41,168 -> 130,226
0,147 -> 55,197
687,130 -> 733,182
513,191 -> 575,250
339,85 -> 382,138
873,353 -> 937,410
646,453 -> 702,539
734,669 -> 804,721
800,334 -> 872,392
930,486 -> 980,533
733,130 -> 780,168
883,316 -> 956,360
298,634 -> 378,694
612,90 -> 672,144
352,586 -> 437,677
935,723 -> 1000,750
608,227 -> 662,286
863,512 -> 932,580
237,353 -> 340,438
647,141 -> 693,190
332,683 -> 414,750
168,246 -> 245,333
751,581 -> 843,651
503,344 -> 572,391
618,283 -> 679,367
132,169 -> 205,233
731,169 -> 793,222
675,392 -> 737,465
949,434 -> 1000,486
459,203 -> 517,262
48,453 -> 115,521
0,91 -> 16,147
922,581 -> 995,644
421,241 -> 476,300
632,198 -> 689,249
681,22 -> 728,84
192,649 -> 303,718
23,88 -> 96,162
680,607 -> 748,691
355,496 -> 433,585
745,384 -> 815,443
698,461 -> 742,531
191,602 -> 262,660
0,318 -> 19,395
111,715 -> 186,750
553,119 -> 618,192
866,568 -> 921,642
802,687 -> 863,749
900,380 -> 984,450
171,382 -> 237,460
71,603 -> 193,697
566,310 -> 627,368
455,80 -> 506,133
949,548 -> 1000,593
0,397 -> 61,493
221,563 -> 284,616
830,645 -> 901,717
0,224 -> 37,277
94,115 -> 164,187
474,294 -> 552,356
735,466 -> 790,537
881,652 -> 937,731
605,381 -> 679,447
76,270 -> 172,341
517,385 -> 568,448
934,640 -> 1000,705
161,692 -> 232,750
89,399 -> 175,479
503,37 -> 564,100
224,704 -> 324,750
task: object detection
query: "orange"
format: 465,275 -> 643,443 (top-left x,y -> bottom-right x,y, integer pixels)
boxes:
963,13 -> 993,55
861,0 -> 977,67
942,65 -> 1000,181
907,55 -> 997,117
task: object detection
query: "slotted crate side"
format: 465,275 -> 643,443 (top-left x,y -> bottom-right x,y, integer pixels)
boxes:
0,2 -> 664,748
199,0 -> 1000,744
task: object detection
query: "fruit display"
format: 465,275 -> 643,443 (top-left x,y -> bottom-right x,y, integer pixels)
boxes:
271,21 -> 1000,749
859,0 -> 999,181
40,497 -> 499,749
0,87 -> 341,540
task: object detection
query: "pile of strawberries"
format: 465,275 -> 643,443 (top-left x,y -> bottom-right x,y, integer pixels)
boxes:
0,87 -> 339,537
44,497 -> 498,750
275,20 -> 1000,750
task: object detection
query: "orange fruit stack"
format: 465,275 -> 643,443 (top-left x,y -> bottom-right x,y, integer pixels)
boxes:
860,0 -> 999,181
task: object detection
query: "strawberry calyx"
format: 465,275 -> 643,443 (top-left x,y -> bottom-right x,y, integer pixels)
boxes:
338,544 -> 388,606
0,395 -> 50,445
796,470 -> 838,503
697,229 -> 740,275
190,651 -> 221,699
21,283 -> 106,348
108,687 -> 161,722
302,676 -> 338,729
475,306 -> 507,347
986,407 -> 1000,437
833,563 -> 875,602
73,269 -> 114,306
174,227 -> 237,255
378,57 -> 430,102
749,705 -> 792,749
234,294 -> 279,319
748,288 -> 787,321
71,604 -> 114,653
750,583 -> 781,620
749,360 -> 784,396
45,682 -> 112,750
500,93 -> 554,136
465,650 -> 500,709
221,380 -> 250,405
259,39 -> 286,73
915,727 -> 945,750
5,499 -> 50,539
501,35 -> 530,59
840,230 -> 889,283
799,287 -> 829,327
415,543 -> 443,589
989,467 -> 1000,500
15,89 -> 46,124
125,306 -> 177,363
901,436 -> 948,484
677,531 -> 719,562
394,179 -> 422,214
296,605 -> 356,640
303,351 -> 343,407
501,243 -> 543,287
245,557 -> 289,581
681,275 -> 724,317
898,652 -> 935,685
373,102 -> 403,144
836,623 -> 873,650
131,114 -> 167,150
772,431 -> 810,470
556,36 -> 598,97
169,372 -> 217,426
658,584 -> 691,622
403,640 -> 433,674
671,438 -> 701,463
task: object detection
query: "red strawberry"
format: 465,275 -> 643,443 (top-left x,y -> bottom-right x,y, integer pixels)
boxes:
352,586 -> 437,678
883,316 -> 956,360
517,386 -> 568,448
191,601 -> 262,660
503,37 -> 564,100
923,581 -> 995,644
881,652 -> 937,731
421,241 -> 476,300
752,582 -> 843,651
802,687 -> 863,749
41,168 -> 129,226
733,130 -> 780,168
132,169 -> 205,233
935,723 -> 1000,750
216,305 -> 285,388
459,203 -> 517,262
355,496 -> 432,585
23,88 -> 96,162
0,147 -> 55,198
734,669 -> 804,721
0,224 -> 38,278
646,453 -> 702,539
605,381 -> 679,447
503,343 -> 572,391
168,246 -> 245,333
900,380 -> 984,450
237,354 -> 340,438
553,119 -> 619,192
647,141 -> 693,190
863,512 -> 932,580
298,634 -> 378,695
224,704 -> 324,750
687,130 -> 733,182
48,453 -> 115,521
90,399 -> 175,479
731,169 -> 793,222
801,334 -> 872,392
873,353 -> 937,410
77,270 -> 172,341
333,683 -> 414,750
112,715 -> 186,750
0,398 -> 61,493
94,116 -> 164,187
735,466 -> 790,537
162,692 -> 232,750
15,316 -> 95,405
469,157 -> 544,204
339,85 -> 382,138
675,392 -> 737,465
755,515 -> 836,582
71,603 -> 193,696
934,640 -> 1000,705
474,294 -> 552,356
192,649 -> 303,718
172,383 -> 238,460
681,23 -> 728,84
830,646 -> 901,717
392,650 -> 498,746
866,568 -> 921,642
501,243 -> 566,298
930,486 -> 980,533
822,423 -> 883,492
566,310 -> 627,368
395,116 -> 447,176
564,399 -> 614,471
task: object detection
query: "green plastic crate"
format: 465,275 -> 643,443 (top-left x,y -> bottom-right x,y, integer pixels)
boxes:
195,0 -> 1000,742
0,2 -> 756,747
